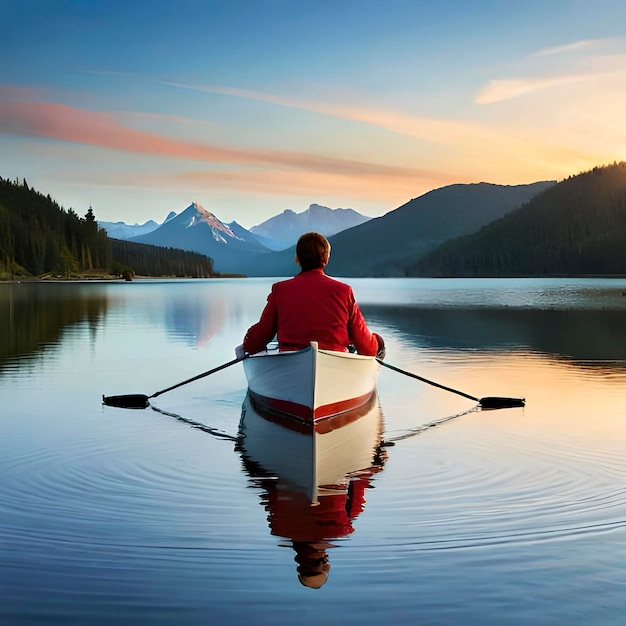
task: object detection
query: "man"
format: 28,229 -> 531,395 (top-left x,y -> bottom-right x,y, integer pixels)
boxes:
240,232 -> 385,357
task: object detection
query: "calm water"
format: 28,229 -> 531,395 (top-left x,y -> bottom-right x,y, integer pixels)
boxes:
2,277 -> 626,625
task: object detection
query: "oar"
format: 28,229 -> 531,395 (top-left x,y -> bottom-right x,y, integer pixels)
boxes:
377,359 -> 525,409
103,356 -> 247,409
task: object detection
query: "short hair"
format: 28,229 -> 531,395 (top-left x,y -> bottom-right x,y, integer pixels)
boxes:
296,232 -> 330,271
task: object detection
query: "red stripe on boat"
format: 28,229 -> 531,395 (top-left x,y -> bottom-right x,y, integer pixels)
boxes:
314,392 -> 375,421
248,390 -> 376,432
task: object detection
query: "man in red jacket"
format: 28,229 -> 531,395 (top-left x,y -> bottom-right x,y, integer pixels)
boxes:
241,232 -> 385,357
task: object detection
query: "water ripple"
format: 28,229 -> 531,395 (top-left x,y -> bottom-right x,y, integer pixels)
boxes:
2,388 -> 626,611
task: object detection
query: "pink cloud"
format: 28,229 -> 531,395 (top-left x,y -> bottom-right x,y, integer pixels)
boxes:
0,98 -> 430,180
0,100 -> 250,160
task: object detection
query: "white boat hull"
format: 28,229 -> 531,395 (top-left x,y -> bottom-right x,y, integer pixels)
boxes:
242,342 -> 380,429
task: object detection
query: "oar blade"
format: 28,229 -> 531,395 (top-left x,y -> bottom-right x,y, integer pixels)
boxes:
479,396 -> 525,410
102,394 -> 150,409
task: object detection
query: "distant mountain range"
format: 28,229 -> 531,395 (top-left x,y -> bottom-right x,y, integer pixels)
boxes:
126,202 -> 371,273
108,202 -> 369,254
104,168 -> 626,278
98,211 -> 177,239
111,183 -> 555,276
4,163 -> 626,279
250,204 -> 370,250
229,180 -> 556,277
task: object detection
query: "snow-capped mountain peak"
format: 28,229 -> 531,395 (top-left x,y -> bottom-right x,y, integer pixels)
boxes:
129,201 -> 270,273
185,202 -> 241,242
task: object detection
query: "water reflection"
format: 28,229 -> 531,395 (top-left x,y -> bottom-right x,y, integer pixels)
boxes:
163,286 -> 231,348
4,279 -> 626,622
362,305 -> 626,365
6,280 -> 625,371
0,283 -> 108,368
237,392 -> 387,588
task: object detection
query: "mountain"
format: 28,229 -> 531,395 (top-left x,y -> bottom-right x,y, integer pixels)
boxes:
325,181 -> 556,277
0,177 -> 212,279
98,219 -> 160,240
4,167 -> 624,279
408,163 -> 626,277
235,180 -> 555,277
250,204 -> 371,250
130,202 -> 271,272
98,211 -> 178,240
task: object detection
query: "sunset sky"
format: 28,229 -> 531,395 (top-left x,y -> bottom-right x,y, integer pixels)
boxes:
2,0 -> 626,228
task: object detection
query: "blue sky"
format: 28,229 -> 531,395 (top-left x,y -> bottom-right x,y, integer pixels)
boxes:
1,0 -> 626,227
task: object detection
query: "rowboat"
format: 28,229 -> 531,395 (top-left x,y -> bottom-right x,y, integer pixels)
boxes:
242,341 -> 381,432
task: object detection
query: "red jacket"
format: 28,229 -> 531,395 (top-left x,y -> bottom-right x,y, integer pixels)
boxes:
243,269 -> 382,355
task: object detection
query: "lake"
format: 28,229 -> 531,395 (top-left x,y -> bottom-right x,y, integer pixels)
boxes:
2,277 -> 626,625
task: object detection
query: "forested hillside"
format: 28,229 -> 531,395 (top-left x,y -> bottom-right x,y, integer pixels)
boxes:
0,177 -> 109,277
0,177 -> 218,278
409,163 -> 626,277
109,239 -> 216,278
324,181 -> 555,277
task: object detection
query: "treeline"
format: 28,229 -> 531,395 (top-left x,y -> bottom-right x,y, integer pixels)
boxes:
408,162 -> 626,277
0,177 -> 110,276
0,177 -> 218,278
110,239 -> 216,278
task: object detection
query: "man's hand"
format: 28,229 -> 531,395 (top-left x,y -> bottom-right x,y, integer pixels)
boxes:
374,333 -> 386,360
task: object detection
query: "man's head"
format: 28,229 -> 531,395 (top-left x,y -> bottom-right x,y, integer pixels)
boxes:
295,232 -> 331,271
293,542 -> 331,589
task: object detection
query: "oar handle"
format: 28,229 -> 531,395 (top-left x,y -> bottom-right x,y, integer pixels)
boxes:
377,359 -> 479,402
150,356 -> 247,399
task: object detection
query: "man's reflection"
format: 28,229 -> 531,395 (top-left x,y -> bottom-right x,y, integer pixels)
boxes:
237,392 -> 388,588
293,542 -> 331,589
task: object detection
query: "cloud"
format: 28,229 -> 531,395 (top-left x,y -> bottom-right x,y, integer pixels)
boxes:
163,80 -> 487,147
531,38 -> 618,57
161,80 -> 598,168
475,73 -> 595,104
476,37 -> 626,104
134,166 -> 455,203
0,97 -> 433,180
3,75 -> 621,220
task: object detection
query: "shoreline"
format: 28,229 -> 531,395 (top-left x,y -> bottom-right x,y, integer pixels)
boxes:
0,272 -> 245,283
3,273 -> 626,284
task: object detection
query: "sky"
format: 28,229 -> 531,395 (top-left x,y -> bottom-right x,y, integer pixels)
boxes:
1,0 -> 626,229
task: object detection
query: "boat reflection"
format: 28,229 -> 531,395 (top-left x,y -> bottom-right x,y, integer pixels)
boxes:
237,391 -> 388,588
